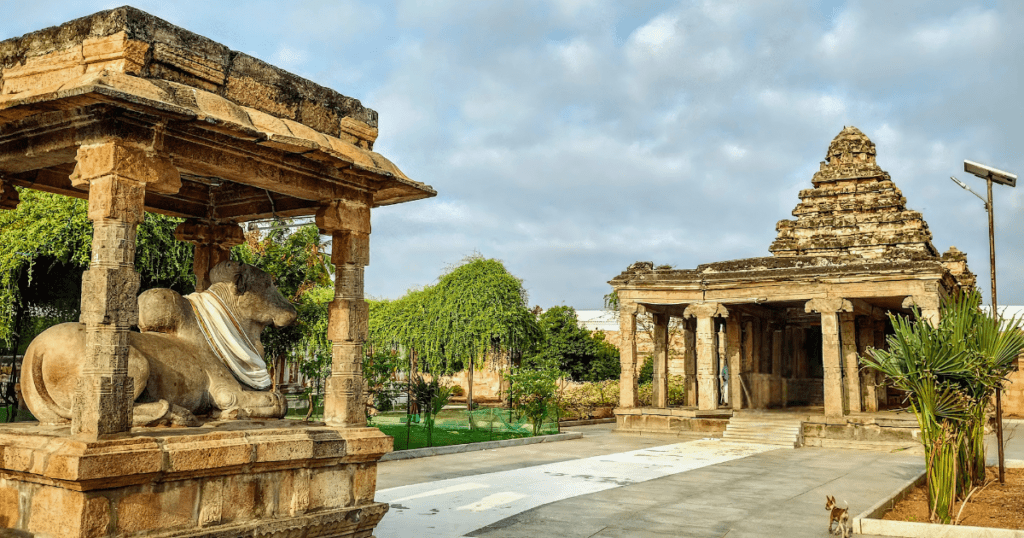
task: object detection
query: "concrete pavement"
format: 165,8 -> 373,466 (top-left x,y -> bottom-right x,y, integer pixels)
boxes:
376,424 -> 926,538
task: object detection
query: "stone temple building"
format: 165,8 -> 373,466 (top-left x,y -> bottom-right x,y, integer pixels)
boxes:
609,127 -> 976,438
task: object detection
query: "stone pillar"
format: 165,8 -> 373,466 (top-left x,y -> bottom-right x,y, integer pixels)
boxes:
684,303 -> 728,411
858,320 -> 878,413
742,319 -> 755,407
793,327 -> 807,379
683,317 -> 697,407
726,318 -> 743,409
903,295 -> 940,327
839,313 -> 861,413
174,220 -> 246,291
873,319 -> 889,410
618,303 -> 639,408
652,312 -> 669,408
806,298 -> 853,417
772,328 -> 783,406
316,199 -> 371,427
69,139 -> 181,436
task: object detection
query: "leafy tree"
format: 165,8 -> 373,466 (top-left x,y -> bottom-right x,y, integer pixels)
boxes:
637,354 -> 654,385
368,256 -> 541,376
232,223 -> 333,395
0,189 -> 195,347
364,348 -> 404,413
0,189 -> 195,421
587,331 -> 621,381
526,306 -> 619,382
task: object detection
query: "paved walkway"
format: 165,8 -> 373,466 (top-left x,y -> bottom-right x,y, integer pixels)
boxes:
376,425 -> 925,538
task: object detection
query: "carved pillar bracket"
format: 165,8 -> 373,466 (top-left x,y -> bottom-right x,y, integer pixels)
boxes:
683,303 -> 728,411
69,139 -> 181,437
618,302 -> 639,408
316,197 -> 371,427
174,220 -> 246,291
0,175 -> 20,210
806,298 -> 852,417
902,295 -> 941,327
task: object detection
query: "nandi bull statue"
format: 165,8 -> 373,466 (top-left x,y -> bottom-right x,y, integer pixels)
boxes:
22,261 -> 298,426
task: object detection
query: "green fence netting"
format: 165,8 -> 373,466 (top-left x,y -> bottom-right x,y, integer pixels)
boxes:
369,407 -> 560,451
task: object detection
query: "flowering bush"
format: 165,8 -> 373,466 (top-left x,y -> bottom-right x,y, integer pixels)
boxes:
559,375 -> 687,419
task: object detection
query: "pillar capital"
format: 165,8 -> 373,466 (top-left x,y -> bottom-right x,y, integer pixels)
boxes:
70,139 -> 181,194
315,198 -> 371,235
901,295 -> 940,311
805,298 -> 853,314
174,219 -> 245,248
174,219 -> 245,292
903,295 -> 940,326
683,302 -> 728,320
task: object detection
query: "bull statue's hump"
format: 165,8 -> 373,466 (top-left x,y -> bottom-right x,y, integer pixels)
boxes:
22,261 -> 297,427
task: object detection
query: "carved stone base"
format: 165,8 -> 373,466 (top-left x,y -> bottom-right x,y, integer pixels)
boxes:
0,420 -> 391,537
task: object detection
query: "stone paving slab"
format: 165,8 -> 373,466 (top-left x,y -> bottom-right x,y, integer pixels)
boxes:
465,447 -> 922,538
374,423 -> 1024,538
376,439 -> 778,538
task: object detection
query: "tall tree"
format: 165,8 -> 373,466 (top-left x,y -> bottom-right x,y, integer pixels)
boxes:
527,306 -> 619,381
367,255 -> 541,378
232,223 -> 334,401
0,189 -> 195,420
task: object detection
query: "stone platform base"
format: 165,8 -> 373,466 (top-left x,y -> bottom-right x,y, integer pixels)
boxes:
0,420 -> 391,537
614,407 -> 922,448
801,410 -> 921,447
613,407 -> 730,437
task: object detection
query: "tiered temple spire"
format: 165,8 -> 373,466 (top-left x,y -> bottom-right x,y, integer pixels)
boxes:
770,126 -> 938,259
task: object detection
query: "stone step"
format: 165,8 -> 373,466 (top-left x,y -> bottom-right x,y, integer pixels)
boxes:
721,436 -> 799,448
724,426 -> 802,434
724,428 -> 802,436
723,414 -> 804,449
725,424 -> 802,432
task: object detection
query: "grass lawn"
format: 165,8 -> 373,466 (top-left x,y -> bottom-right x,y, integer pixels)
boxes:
374,421 -> 536,451
285,403 -> 560,451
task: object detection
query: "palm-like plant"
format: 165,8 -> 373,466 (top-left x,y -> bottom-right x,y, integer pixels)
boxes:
862,290 -> 1024,524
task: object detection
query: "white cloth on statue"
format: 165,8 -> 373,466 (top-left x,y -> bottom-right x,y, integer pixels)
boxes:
186,290 -> 271,390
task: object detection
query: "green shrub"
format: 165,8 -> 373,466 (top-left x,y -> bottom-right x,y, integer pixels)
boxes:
637,355 -> 653,384
638,375 -> 686,407
508,367 -> 559,435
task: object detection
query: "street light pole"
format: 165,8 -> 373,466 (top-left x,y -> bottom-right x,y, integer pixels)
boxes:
955,159 -> 1017,484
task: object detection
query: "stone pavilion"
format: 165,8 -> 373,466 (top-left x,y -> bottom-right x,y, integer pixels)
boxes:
609,127 -> 975,435
0,7 -> 433,537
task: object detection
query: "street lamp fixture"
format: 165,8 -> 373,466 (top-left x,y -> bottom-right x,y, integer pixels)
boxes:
952,159 -> 1017,484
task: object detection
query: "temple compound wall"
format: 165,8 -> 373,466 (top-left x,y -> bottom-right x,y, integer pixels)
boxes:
0,7 -> 434,537
609,127 -> 976,435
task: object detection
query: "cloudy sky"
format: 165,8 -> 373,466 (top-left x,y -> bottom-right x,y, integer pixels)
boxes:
2,1 -> 1022,309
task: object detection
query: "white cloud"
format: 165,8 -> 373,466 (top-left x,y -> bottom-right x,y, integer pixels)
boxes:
4,1 -> 1024,308
627,13 -> 681,56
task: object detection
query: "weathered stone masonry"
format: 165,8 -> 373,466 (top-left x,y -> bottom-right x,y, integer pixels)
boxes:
610,127 -> 975,432
0,7 -> 434,537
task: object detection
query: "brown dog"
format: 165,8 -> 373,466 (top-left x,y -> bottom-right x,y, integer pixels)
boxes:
825,495 -> 850,537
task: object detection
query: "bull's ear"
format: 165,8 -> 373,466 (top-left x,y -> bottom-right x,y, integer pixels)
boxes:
233,271 -> 248,295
